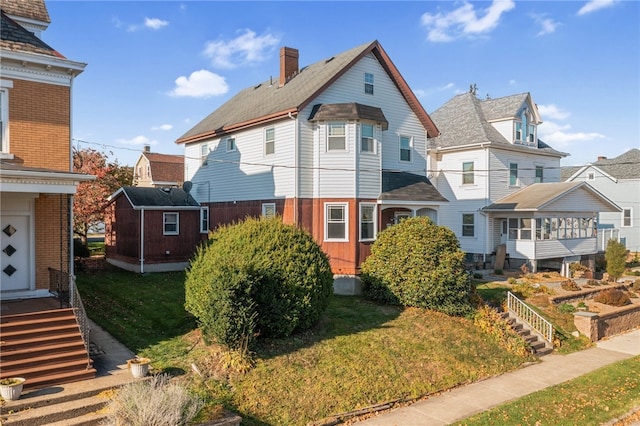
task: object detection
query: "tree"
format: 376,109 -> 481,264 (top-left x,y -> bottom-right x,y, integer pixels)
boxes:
360,216 -> 474,316
73,147 -> 132,245
605,239 -> 627,281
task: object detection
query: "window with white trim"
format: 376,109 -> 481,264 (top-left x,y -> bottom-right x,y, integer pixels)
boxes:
528,124 -> 536,143
462,161 -> 474,185
509,162 -> 519,186
200,207 -> 209,233
0,86 -> 9,154
515,122 -> 522,142
201,144 -> 208,165
462,213 -> 475,237
364,72 -> 374,95
163,212 -> 179,235
325,203 -> 348,241
399,135 -> 412,162
265,127 -> 275,155
622,208 -> 632,227
535,165 -> 543,183
359,203 -> 376,241
327,122 -> 346,151
587,172 -> 595,180
262,203 -> 276,218
361,123 -> 374,153
226,137 -> 236,152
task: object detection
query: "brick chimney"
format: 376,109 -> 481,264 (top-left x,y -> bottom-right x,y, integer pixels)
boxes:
597,156 -> 607,161
279,47 -> 299,87
144,144 -> 151,153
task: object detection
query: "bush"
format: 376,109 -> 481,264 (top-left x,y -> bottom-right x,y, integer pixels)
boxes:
103,374 -> 203,426
494,269 -> 504,275
473,306 -> 530,356
73,238 -> 90,258
360,217 -> 473,316
558,303 -> 576,314
473,272 -> 483,279
507,277 -> 517,285
605,240 -> 628,281
594,289 -> 631,307
185,217 -> 333,349
561,279 -> 581,291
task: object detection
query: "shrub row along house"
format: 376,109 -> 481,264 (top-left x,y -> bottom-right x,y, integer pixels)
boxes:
106,40 -> 621,291
0,0 -> 97,388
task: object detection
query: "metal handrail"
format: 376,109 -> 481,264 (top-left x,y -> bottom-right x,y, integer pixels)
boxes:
69,275 -> 91,361
507,291 -> 554,343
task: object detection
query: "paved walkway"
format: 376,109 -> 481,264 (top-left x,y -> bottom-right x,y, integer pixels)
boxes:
356,328 -> 640,425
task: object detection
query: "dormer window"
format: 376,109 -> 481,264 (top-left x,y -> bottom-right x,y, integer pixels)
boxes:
515,122 -> 522,141
528,125 -> 536,143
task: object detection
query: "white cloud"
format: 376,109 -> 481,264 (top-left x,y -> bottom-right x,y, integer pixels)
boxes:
151,124 -> 173,131
530,13 -> 559,36
537,104 -> 571,120
538,121 -> 605,148
169,70 -> 229,98
421,0 -> 515,42
145,17 -> 169,30
577,0 -> 617,16
203,29 -> 281,69
508,79 -> 518,86
116,135 -> 158,146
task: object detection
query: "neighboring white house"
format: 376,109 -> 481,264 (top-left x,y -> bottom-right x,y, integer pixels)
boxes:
176,41 -> 447,292
562,149 -> 640,253
428,92 -> 621,275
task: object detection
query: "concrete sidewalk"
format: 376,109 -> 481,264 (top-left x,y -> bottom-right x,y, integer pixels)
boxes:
356,329 -> 640,425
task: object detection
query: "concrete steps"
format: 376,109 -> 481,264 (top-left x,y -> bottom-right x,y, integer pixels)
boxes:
502,311 -> 554,356
0,308 -> 96,390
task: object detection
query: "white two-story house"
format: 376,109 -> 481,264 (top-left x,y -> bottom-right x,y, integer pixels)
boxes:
177,41 -> 447,292
428,92 -> 620,275
562,149 -> 640,253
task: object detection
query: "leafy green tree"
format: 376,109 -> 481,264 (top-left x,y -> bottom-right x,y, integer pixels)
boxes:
605,239 -> 627,281
185,217 -> 333,350
73,147 -> 132,245
361,216 -> 474,316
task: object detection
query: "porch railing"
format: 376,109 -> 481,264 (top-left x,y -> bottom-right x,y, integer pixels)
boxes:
49,268 -> 91,360
506,291 -> 554,343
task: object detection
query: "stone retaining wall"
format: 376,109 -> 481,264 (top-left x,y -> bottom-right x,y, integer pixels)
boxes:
574,304 -> 640,341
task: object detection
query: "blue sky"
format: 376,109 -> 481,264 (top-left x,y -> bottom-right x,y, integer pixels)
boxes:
45,0 -> 639,167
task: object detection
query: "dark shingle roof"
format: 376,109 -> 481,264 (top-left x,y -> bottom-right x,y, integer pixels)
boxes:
0,10 -> 58,57
177,40 -> 438,143
380,171 -> 448,202
119,187 -> 199,208
430,92 -> 564,156
1,0 -> 50,23
308,103 -> 389,130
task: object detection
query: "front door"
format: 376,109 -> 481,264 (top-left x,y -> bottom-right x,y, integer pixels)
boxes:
1,215 -> 31,292
500,219 -> 508,245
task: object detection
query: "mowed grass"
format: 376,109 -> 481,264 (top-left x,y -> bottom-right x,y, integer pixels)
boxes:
456,356 -> 640,426
77,266 -> 534,425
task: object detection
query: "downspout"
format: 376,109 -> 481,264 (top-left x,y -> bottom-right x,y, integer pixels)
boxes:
140,209 -> 145,274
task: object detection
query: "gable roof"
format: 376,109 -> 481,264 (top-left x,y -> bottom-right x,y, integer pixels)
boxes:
482,181 -> 620,212
562,148 -> 640,181
380,171 -> 448,202
141,152 -> 184,184
110,186 -> 199,209
429,92 -> 564,156
176,40 -> 438,144
0,10 -> 59,57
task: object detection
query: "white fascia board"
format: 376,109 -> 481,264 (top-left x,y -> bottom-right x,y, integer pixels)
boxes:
0,51 -> 86,85
0,169 -> 95,181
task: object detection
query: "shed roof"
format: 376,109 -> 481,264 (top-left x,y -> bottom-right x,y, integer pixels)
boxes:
380,171 -> 448,202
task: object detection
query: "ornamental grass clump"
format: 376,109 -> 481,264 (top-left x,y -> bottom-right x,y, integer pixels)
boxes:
103,374 -> 203,426
360,216 -> 474,316
185,216 -> 333,351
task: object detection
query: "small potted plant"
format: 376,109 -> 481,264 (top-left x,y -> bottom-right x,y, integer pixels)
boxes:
127,357 -> 151,378
0,377 -> 26,401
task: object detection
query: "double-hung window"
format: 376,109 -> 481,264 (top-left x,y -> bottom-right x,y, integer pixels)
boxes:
361,123 -> 374,153
201,144 -> 208,165
535,165 -> 543,183
359,203 -> 376,241
364,72 -> 374,95
515,122 -> 522,142
509,163 -> 519,186
200,207 -> 209,233
325,203 -> 348,241
462,161 -> 474,185
528,125 -> 536,143
163,212 -> 179,235
623,208 -> 632,227
399,135 -> 412,162
327,122 -> 346,151
226,137 -> 236,152
462,213 -> 475,237
265,127 -> 275,155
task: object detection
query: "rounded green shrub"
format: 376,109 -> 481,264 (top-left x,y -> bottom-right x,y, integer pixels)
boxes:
360,216 -> 473,316
185,217 -> 333,349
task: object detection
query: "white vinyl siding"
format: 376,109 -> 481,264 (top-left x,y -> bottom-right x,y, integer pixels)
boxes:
163,212 -> 179,235
325,203 -> 348,241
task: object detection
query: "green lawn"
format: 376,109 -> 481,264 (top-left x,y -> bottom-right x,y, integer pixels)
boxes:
76,266 -> 535,425
456,356 -> 640,426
